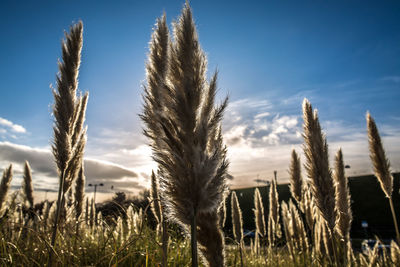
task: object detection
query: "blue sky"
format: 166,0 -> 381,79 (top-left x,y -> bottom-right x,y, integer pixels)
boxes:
0,0 -> 399,199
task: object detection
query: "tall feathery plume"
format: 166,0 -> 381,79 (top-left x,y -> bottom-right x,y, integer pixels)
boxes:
333,149 -> 352,248
302,99 -> 339,264
231,191 -> 243,244
302,99 -> 336,231
74,165 -> 85,221
0,165 -> 13,211
268,178 -> 281,247
282,200 -> 309,263
289,200 -> 309,253
254,187 -> 266,251
289,149 -> 302,205
21,161 -> 35,238
150,171 -> 162,228
314,215 -> 335,265
42,201 -> 51,231
367,112 -> 400,244
231,191 -> 244,267
74,164 -> 85,242
22,161 -> 34,209
49,21 -> 88,265
219,197 -> 226,228
141,4 -> 229,267
142,14 -> 170,266
302,183 -> 315,231
85,197 -> 89,225
149,171 -> 168,267
89,198 -> 95,229
281,201 -> 295,260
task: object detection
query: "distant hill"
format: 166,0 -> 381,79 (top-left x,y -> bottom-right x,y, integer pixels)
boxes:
224,173 -> 400,240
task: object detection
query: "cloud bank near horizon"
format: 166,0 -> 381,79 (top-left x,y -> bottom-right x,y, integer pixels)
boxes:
0,141 -> 145,194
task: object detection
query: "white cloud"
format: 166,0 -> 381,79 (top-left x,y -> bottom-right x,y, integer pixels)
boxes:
0,117 -> 26,133
254,112 -> 270,119
223,98 -> 301,147
222,97 -> 400,189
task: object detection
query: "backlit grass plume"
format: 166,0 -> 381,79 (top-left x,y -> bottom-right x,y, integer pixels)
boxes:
150,170 -> 162,227
268,178 -> 281,246
231,191 -> 243,244
281,200 -> 308,261
231,191 -> 244,267
333,149 -> 352,242
22,161 -> 34,209
0,164 -> 13,211
21,161 -> 35,238
49,21 -> 88,264
367,112 -> 400,244
219,197 -> 226,228
254,188 -> 266,238
74,165 -> 85,221
141,4 -> 229,267
302,99 -> 336,231
149,170 -> 168,267
366,112 -> 393,198
289,149 -> 302,204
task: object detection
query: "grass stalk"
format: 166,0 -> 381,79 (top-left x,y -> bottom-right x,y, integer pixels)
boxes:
191,209 -> 198,267
162,220 -> 168,267
49,171 -> 65,266
389,197 -> 400,244
238,242 -> 244,267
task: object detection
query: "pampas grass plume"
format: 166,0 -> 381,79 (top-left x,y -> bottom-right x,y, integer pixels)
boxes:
0,164 -> 13,211
289,149 -> 302,204
150,170 -> 162,225
333,148 -> 352,241
74,165 -> 85,219
142,4 -> 229,266
22,161 -> 34,208
254,188 -> 266,237
231,191 -> 243,244
367,112 -> 400,244
366,112 -> 393,198
302,99 -> 336,231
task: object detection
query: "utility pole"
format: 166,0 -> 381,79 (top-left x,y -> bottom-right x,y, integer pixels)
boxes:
88,183 -> 104,203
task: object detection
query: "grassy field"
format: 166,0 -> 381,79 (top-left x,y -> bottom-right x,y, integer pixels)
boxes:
227,172 -> 400,242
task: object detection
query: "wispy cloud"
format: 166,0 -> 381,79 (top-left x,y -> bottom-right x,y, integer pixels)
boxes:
0,117 -> 26,133
382,76 -> 400,83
